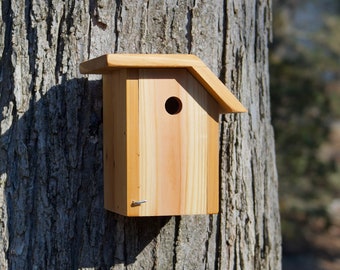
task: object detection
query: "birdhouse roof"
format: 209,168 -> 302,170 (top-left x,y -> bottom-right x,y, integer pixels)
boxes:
79,54 -> 246,113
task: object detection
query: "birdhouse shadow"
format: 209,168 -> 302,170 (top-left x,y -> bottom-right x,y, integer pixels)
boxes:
0,78 -> 171,268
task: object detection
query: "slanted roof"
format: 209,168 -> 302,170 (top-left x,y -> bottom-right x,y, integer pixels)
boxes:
79,54 -> 247,113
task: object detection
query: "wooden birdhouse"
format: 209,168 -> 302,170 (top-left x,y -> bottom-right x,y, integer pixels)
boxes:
79,54 -> 246,216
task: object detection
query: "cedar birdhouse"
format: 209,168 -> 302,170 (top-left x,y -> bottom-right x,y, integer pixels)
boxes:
80,54 -> 246,216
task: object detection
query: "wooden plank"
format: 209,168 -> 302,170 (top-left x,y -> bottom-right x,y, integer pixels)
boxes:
79,54 -> 200,73
126,69 -> 140,216
79,54 -> 247,113
181,70 -> 208,215
138,69 -> 183,216
102,73 -> 116,213
103,71 -> 128,215
188,66 -> 247,113
206,104 -> 220,214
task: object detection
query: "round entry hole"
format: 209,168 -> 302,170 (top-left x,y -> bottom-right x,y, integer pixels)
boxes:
165,97 -> 182,115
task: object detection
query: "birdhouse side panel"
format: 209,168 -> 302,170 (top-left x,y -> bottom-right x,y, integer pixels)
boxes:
206,99 -> 219,214
103,71 -> 129,215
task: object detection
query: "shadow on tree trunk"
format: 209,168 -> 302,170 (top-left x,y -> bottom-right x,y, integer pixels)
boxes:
0,78 -> 171,268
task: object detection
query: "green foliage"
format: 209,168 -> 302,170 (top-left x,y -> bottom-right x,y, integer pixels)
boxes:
270,0 -> 340,253
271,55 -> 333,193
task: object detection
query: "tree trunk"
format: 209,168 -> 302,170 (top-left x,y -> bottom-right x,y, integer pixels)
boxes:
0,0 -> 281,269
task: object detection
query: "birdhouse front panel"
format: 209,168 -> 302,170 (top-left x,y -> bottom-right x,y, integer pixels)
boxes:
79,54 -> 247,217
137,69 -> 219,216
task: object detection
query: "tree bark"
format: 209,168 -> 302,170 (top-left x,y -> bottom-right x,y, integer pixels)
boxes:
0,0 -> 281,269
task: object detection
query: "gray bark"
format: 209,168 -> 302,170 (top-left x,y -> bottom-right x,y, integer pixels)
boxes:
0,0 -> 281,269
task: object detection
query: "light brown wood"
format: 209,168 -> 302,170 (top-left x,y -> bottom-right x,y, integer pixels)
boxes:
138,69 -> 183,216
79,54 -> 247,114
188,66 -> 245,114
102,68 -> 221,216
79,54 -> 201,73
100,67 -> 223,216
136,69 -> 220,216
103,71 -> 128,215
125,69 -> 140,216
103,69 -> 141,216
207,104 -> 219,214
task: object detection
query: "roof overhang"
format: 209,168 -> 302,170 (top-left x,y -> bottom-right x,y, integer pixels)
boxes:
79,54 -> 247,113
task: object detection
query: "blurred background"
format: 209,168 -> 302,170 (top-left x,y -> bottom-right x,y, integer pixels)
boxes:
270,0 -> 340,269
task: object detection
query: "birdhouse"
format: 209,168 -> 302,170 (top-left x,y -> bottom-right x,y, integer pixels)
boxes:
79,54 -> 246,216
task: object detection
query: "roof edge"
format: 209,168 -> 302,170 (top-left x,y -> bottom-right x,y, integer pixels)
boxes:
79,54 -> 247,113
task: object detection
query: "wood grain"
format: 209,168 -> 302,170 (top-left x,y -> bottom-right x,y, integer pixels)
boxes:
125,69 -> 140,216
79,54 -> 247,114
103,71 -> 128,215
207,100 -> 220,214
103,69 -> 141,216
137,69 -> 219,216
103,68 -> 219,216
